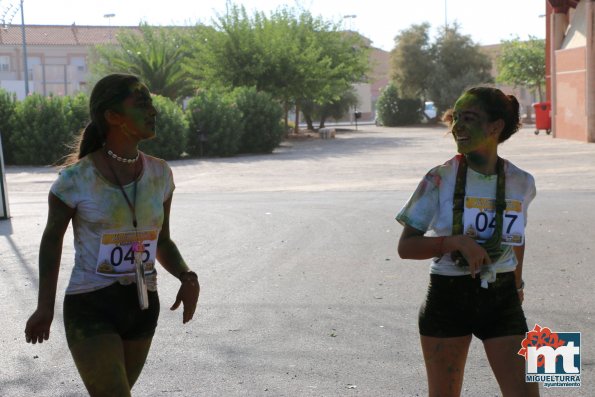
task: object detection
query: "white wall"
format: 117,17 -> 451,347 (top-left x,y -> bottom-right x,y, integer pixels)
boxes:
0,80 -> 35,100
353,83 -> 372,113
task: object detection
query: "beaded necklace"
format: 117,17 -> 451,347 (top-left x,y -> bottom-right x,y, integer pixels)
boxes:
107,149 -> 139,164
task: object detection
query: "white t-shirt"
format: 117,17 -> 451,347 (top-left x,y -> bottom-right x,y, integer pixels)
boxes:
51,153 -> 175,294
396,154 -> 536,281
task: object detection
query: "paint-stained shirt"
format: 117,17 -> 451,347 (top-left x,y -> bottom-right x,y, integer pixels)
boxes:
51,153 -> 175,294
396,154 -> 536,279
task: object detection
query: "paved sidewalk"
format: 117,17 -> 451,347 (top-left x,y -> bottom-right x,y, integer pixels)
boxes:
2,126 -> 594,396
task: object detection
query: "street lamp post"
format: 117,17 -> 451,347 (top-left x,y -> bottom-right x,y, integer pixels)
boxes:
104,13 -> 115,40
104,13 -> 115,26
20,0 -> 28,96
343,14 -> 357,31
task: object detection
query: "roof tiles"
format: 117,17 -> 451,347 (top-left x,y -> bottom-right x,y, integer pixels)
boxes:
0,24 -> 140,46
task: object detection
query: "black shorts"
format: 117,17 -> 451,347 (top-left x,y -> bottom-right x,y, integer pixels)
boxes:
418,272 -> 528,340
63,282 -> 160,348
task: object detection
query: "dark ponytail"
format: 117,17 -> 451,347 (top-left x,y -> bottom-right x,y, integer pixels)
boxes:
63,73 -> 141,166
501,94 -> 521,142
63,121 -> 105,165
465,87 -> 521,143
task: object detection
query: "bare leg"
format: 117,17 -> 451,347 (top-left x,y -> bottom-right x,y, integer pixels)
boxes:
420,334 -> 473,397
123,337 -> 153,388
69,333 -> 131,397
483,335 -> 540,397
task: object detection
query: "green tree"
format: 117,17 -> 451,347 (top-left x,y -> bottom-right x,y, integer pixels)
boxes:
187,4 -> 369,131
427,24 -> 493,112
497,36 -> 546,101
89,23 -> 195,101
389,23 -> 492,114
376,83 -> 400,127
301,88 -> 359,129
390,23 -> 433,99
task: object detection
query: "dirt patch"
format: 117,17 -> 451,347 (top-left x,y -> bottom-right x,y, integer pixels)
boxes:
286,129 -> 322,140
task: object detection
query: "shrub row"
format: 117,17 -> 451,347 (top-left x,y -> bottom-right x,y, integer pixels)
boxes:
376,83 -> 422,127
185,87 -> 284,157
0,87 -> 284,165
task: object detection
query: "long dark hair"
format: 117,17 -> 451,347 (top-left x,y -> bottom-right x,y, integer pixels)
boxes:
64,73 -> 140,165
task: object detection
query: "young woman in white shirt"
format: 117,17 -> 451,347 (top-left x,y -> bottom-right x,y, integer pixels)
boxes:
25,74 -> 200,396
397,87 -> 539,397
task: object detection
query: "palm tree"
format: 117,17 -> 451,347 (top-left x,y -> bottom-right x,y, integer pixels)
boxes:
89,23 -> 195,101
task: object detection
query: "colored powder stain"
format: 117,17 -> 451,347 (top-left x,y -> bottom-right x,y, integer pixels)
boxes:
430,173 -> 442,187
129,82 -> 145,93
452,94 -> 494,154
466,151 -> 488,167
107,188 -> 132,226
113,207 -> 130,226
476,173 -> 496,181
417,173 -> 439,194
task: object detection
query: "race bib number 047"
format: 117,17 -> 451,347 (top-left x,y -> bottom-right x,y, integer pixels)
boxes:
96,229 -> 158,277
463,197 -> 525,246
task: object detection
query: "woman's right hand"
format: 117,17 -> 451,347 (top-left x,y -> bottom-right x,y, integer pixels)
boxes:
452,235 -> 492,277
25,308 -> 54,344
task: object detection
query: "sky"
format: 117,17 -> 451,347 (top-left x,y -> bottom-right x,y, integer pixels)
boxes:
8,0 -> 547,51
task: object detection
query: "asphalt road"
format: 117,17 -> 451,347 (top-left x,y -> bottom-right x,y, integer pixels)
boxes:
1,125 -> 594,396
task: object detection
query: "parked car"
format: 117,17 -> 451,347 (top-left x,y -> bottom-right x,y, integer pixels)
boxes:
423,101 -> 437,121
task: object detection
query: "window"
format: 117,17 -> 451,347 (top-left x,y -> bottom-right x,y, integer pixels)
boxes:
27,57 -> 41,80
0,56 -> 10,72
70,56 -> 86,72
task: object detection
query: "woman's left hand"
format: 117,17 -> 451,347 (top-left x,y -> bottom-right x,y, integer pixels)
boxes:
170,275 -> 200,324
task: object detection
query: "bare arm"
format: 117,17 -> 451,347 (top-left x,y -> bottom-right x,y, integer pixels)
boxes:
398,224 -> 491,277
513,243 -> 526,303
25,192 -> 74,344
156,196 -> 199,323
157,197 -> 190,277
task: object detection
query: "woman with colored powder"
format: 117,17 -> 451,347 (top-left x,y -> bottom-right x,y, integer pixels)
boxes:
396,87 -> 539,396
24,73 -> 199,396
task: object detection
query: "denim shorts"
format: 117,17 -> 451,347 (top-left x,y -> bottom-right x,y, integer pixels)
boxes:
63,282 -> 160,348
418,272 -> 528,340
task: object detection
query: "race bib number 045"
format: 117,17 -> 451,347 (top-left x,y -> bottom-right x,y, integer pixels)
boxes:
96,229 -> 158,277
463,197 -> 525,246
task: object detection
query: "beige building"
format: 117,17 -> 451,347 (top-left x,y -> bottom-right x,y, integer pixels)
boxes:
0,24 -> 130,99
351,47 -> 390,121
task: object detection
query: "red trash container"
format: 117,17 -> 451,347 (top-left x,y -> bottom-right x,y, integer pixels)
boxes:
532,102 -> 551,135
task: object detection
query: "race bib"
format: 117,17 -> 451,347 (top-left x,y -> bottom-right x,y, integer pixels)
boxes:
96,229 -> 158,277
463,197 -> 525,246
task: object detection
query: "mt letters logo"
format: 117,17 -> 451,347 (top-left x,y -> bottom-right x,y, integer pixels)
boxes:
518,324 -> 581,388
